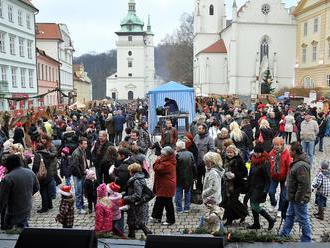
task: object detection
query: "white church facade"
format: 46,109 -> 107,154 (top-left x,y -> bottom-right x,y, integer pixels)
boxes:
106,0 -> 159,100
193,0 -> 296,97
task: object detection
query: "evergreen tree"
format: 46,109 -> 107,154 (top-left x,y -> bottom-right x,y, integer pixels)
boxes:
261,69 -> 275,94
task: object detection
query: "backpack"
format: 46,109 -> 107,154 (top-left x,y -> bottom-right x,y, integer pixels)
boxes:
37,154 -> 47,181
135,183 -> 155,206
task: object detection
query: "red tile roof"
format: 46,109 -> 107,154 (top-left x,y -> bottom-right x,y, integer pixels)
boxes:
36,23 -> 63,41
200,39 -> 227,54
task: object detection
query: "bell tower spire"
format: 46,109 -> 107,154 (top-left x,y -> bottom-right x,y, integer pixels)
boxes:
128,0 -> 136,13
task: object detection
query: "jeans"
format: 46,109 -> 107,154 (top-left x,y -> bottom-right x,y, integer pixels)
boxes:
152,197 -> 175,224
175,187 -> 191,212
280,201 -> 312,242
114,131 -> 123,146
315,193 -> 327,208
301,141 -> 315,165
73,176 -> 85,210
268,180 -> 287,211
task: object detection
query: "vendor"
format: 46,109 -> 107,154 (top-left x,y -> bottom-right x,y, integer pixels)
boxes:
164,98 -> 179,114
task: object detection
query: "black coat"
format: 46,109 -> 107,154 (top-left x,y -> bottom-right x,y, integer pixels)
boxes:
318,117 -> 327,137
176,150 -> 196,191
223,155 -> 248,195
59,156 -> 72,178
84,179 -> 98,203
260,128 -> 274,152
13,128 -> 24,146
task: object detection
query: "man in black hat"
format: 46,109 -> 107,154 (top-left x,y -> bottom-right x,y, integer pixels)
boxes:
164,98 -> 179,114
0,155 -> 39,229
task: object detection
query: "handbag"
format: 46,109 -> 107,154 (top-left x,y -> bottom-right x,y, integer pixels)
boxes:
135,184 -> 155,206
191,181 -> 203,205
37,154 -> 47,181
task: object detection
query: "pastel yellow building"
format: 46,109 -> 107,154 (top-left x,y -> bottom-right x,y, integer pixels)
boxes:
73,64 -> 92,103
294,0 -> 330,92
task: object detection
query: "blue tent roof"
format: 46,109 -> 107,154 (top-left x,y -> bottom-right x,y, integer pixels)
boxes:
149,81 -> 194,93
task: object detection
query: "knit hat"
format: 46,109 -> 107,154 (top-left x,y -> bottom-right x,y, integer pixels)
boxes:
85,169 -> 96,180
62,147 -> 70,155
321,160 -> 330,170
254,143 -> 265,153
59,185 -> 72,197
16,122 -> 23,128
109,182 -> 120,193
97,183 -> 108,198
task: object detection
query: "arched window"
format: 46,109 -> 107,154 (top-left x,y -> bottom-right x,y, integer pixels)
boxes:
112,92 -> 116,100
302,76 -> 314,89
209,5 -> 214,15
128,91 -> 134,100
260,36 -> 269,62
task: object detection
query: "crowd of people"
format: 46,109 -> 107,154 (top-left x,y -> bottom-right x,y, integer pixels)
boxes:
0,99 -> 329,242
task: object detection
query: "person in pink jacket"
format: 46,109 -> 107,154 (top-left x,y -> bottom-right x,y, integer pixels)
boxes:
95,183 -> 112,233
108,182 -> 125,238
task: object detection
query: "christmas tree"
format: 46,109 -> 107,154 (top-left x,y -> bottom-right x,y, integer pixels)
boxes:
261,69 -> 275,94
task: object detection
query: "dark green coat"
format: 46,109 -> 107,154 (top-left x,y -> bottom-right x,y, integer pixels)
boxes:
176,150 -> 196,191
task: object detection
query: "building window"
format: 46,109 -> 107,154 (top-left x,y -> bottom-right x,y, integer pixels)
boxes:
128,91 -> 134,100
26,14 -> 31,29
209,5 -> 214,16
20,68 -> 26,88
45,65 -> 48,81
0,32 -> 5,53
128,73 -> 132,77
304,22 -> 308,36
41,64 -> 44,80
302,47 -> 307,63
49,67 -> 51,81
260,36 -> 269,62
8,5 -> 13,22
327,75 -> 330,87
9,35 -> 15,55
11,67 -> 17,87
52,68 -> 55,82
314,18 -> 318,32
19,38 -> 24,57
18,10 -> 22,26
0,65 -> 7,82
37,63 -> 40,80
128,61 -> 133,68
128,51 -> 132,56
28,69 -> 33,88
112,92 -> 116,100
27,40 -> 32,59
312,45 -> 317,62
302,76 -> 314,88
128,36 -> 132,42
0,1 -> 3,18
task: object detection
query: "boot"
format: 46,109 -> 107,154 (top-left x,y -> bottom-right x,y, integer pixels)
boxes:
128,226 -> 136,239
260,209 -> 276,231
316,207 -> 324,220
141,225 -> 153,236
247,210 -> 261,229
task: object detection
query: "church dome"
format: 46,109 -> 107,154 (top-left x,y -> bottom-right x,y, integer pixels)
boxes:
119,0 -> 144,32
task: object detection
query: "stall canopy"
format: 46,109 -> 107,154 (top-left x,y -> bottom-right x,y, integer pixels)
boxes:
148,81 -> 196,134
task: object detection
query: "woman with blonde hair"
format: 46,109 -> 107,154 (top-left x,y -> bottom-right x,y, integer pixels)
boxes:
258,119 -> 274,153
229,122 -> 250,162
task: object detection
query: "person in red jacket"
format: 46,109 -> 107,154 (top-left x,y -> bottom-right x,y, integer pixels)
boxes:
268,137 -> 292,217
150,146 -> 177,226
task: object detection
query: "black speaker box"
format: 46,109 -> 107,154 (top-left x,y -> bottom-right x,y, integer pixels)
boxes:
145,234 -> 225,248
14,228 -> 97,248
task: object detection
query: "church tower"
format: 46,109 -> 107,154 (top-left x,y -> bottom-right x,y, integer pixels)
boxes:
193,0 -> 226,56
107,0 -> 157,100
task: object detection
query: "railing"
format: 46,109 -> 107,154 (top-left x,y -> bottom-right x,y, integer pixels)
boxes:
0,81 -> 9,93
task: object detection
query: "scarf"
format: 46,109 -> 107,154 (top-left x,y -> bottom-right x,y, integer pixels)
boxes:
251,152 -> 269,166
273,149 -> 281,175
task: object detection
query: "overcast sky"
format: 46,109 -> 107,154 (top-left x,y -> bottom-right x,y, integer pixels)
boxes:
32,0 -> 298,56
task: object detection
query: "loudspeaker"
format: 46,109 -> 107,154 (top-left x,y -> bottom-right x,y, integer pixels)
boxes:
14,228 -> 97,248
145,234 -> 225,248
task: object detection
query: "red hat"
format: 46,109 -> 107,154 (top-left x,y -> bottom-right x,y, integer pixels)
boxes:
16,122 -> 23,127
109,182 -> 120,193
59,185 -> 72,196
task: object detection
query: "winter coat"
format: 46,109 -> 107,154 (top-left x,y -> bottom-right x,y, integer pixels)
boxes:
28,126 -> 39,142
176,150 -> 196,191
300,119 -> 319,141
84,179 -> 98,204
202,167 -> 224,205
287,154 -> 311,204
110,157 -> 134,192
326,116 -> 330,136
318,117 -> 327,138
59,155 -> 72,178
71,147 -> 88,179
214,133 -> 229,152
248,153 -> 271,203
0,167 -> 39,225
61,131 -> 79,153
109,192 -> 122,221
91,140 -> 112,168
231,131 -> 250,153
33,146 -> 58,185
124,172 -> 149,228
269,148 -> 292,182
259,128 -> 274,152
56,195 -> 74,227
112,115 -> 126,132
105,116 -> 115,135
241,124 -> 254,148
284,115 -> 295,133
312,170 -> 330,197
153,154 -> 177,198
161,127 -> 178,147
223,155 -> 248,195
95,198 -> 113,232
194,132 -> 215,167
